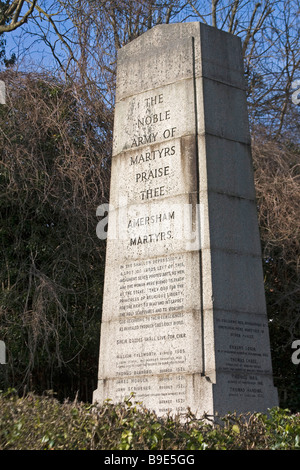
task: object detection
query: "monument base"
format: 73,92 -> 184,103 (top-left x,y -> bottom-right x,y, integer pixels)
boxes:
93,373 -> 213,417
93,369 -> 278,418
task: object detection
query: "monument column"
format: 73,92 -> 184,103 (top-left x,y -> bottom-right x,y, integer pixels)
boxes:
93,22 -> 278,417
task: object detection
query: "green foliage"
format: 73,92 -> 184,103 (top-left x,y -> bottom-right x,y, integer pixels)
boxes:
0,391 -> 300,450
263,407 -> 300,450
0,389 -> 94,450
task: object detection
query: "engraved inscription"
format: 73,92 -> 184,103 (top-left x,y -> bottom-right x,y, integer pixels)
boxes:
114,374 -> 187,414
112,81 -> 195,156
216,316 -> 272,373
131,92 -> 175,148
119,255 -> 185,317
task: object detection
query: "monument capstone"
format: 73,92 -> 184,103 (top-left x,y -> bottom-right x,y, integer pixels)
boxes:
93,22 -> 278,417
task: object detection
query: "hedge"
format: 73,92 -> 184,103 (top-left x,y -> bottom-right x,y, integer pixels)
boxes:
0,389 -> 299,450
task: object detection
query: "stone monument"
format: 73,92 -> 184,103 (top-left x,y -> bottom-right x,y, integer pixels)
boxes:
93,22 -> 278,417
0,84 -> 7,388
0,80 -> 5,105
0,340 -> 6,389
0,341 -> 6,365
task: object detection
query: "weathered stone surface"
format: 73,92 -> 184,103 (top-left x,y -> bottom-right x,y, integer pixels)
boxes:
110,136 -> 198,206
0,81 -> 5,104
198,136 -> 256,200
0,341 -> 6,364
116,30 -> 198,101
113,79 -> 196,155
93,22 -> 278,417
201,249 -> 268,314
101,250 -> 201,322
197,78 -> 251,143
200,193 -> 262,255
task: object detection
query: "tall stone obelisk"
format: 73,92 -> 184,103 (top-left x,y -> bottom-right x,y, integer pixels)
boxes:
93,22 -> 278,417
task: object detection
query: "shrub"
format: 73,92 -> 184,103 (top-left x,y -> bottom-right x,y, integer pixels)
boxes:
0,390 -> 300,450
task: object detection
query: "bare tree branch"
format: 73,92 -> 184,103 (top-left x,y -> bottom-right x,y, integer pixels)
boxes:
212,0 -> 220,27
0,0 -> 37,33
228,0 -> 240,32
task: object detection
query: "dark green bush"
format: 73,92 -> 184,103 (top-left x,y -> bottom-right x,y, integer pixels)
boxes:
0,389 -> 299,450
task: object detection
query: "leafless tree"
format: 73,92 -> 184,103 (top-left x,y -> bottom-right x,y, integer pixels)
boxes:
5,0 -> 297,137
1,0 -> 299,405
0,0 -> 37,33
0,69 -> 112,399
